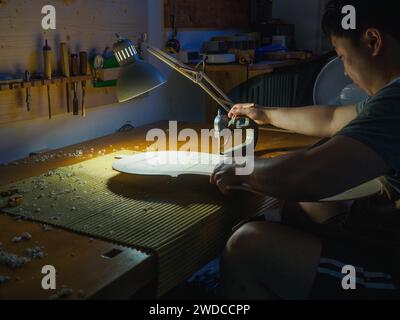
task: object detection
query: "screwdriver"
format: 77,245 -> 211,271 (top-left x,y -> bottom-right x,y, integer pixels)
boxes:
70,53 -> 79,116
24,70 -> 32,112
79,51 -> 88,117
43,40 -> 52,120
60,43 -> 71,113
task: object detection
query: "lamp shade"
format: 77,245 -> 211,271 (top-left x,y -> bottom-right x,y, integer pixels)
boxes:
117,60 -> 166,103
113,35 -> 166,103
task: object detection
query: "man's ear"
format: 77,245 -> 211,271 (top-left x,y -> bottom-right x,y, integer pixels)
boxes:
364,28 -> 383,57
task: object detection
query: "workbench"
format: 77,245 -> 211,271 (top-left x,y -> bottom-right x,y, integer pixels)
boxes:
0,121 -> 320,300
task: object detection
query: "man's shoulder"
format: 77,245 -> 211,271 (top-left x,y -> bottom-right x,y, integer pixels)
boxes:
361,82 -> 400,116
375,81 -> 400,99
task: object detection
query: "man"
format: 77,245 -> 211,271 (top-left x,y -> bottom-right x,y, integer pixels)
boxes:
210,0 -> 400,299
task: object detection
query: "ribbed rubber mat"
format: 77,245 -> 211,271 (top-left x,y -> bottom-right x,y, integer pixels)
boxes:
1,152 -> 279,296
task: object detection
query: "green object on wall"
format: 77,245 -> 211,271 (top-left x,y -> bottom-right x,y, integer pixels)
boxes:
90,55 -> 120,88
103,55 -> 119,69
92,79 -> 118,88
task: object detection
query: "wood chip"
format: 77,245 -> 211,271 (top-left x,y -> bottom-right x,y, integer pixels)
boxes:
0,248 -> 31,269
0,275 -> 10,285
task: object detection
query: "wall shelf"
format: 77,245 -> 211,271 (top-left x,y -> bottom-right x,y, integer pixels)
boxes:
0,75 -> 93,92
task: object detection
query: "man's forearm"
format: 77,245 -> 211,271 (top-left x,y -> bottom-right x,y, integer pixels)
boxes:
262,105 -> 337,137
242,153 -> 325,202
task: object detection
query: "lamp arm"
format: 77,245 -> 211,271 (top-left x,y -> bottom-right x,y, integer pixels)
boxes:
146,45 -> 260,156
147,46 -> 233,113
200,72 -> 231,103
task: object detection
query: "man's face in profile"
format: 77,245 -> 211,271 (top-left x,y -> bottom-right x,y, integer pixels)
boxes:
331,34 -> 375,96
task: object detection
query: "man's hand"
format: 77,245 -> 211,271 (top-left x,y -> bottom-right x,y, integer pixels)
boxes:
210,162 -> 246,195
228,103 -> 269,126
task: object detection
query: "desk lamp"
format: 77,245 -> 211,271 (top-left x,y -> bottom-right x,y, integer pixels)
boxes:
112,35 -> 258,152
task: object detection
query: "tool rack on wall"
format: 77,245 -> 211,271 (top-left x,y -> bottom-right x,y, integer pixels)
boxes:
0,76 -> 92,92
0,0 -> 147,125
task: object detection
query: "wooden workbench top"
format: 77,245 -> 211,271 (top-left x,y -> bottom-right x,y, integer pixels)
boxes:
0,215 -> 155,300
0,121 -> 320,299
0,121 -> 320,185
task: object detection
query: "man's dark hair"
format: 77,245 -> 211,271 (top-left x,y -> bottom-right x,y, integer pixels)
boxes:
322,0 -> 400,44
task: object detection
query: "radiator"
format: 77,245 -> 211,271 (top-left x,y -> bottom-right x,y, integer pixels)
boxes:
235,71 -> 299,107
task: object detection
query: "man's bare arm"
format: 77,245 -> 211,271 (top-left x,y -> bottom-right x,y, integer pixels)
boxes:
229,104 -> 358,138
241,135 -> 390,201
264,104 -> 357,137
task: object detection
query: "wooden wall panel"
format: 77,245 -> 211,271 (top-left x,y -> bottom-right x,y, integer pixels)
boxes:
0,0 -> 148,125
164,0 -> 250,29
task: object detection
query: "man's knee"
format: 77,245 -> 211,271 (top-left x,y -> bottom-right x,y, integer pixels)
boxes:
224,221 -> 270,262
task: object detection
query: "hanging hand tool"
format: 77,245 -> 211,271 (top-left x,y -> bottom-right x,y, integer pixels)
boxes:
60,43 -> 71,113
43,40 -> 52,120
166,14 -> 181,54
79,51 -> 88,117
24,70 -> 32,112
70,53 -> 79,116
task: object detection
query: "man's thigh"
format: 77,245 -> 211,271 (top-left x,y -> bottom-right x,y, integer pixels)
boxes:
223,221 -> 322,299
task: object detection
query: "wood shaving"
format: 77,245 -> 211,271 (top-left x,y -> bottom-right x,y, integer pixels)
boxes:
11,236 -> 22,243
77,289 -> 86,299
48,287 -> 73,300
0,248 -> 31,269
21,232 -> 32,240
0,275 -> 10,285
25,246 -> 45,259
11,233 -> 31,243
42,225 -> 53,232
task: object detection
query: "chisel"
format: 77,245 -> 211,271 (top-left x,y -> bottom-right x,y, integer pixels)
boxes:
70,53 -> 79,116
60,43 -> 71,113
24,70 -> 32,112
79,51 -> 88,117
43,40 -> 52,120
